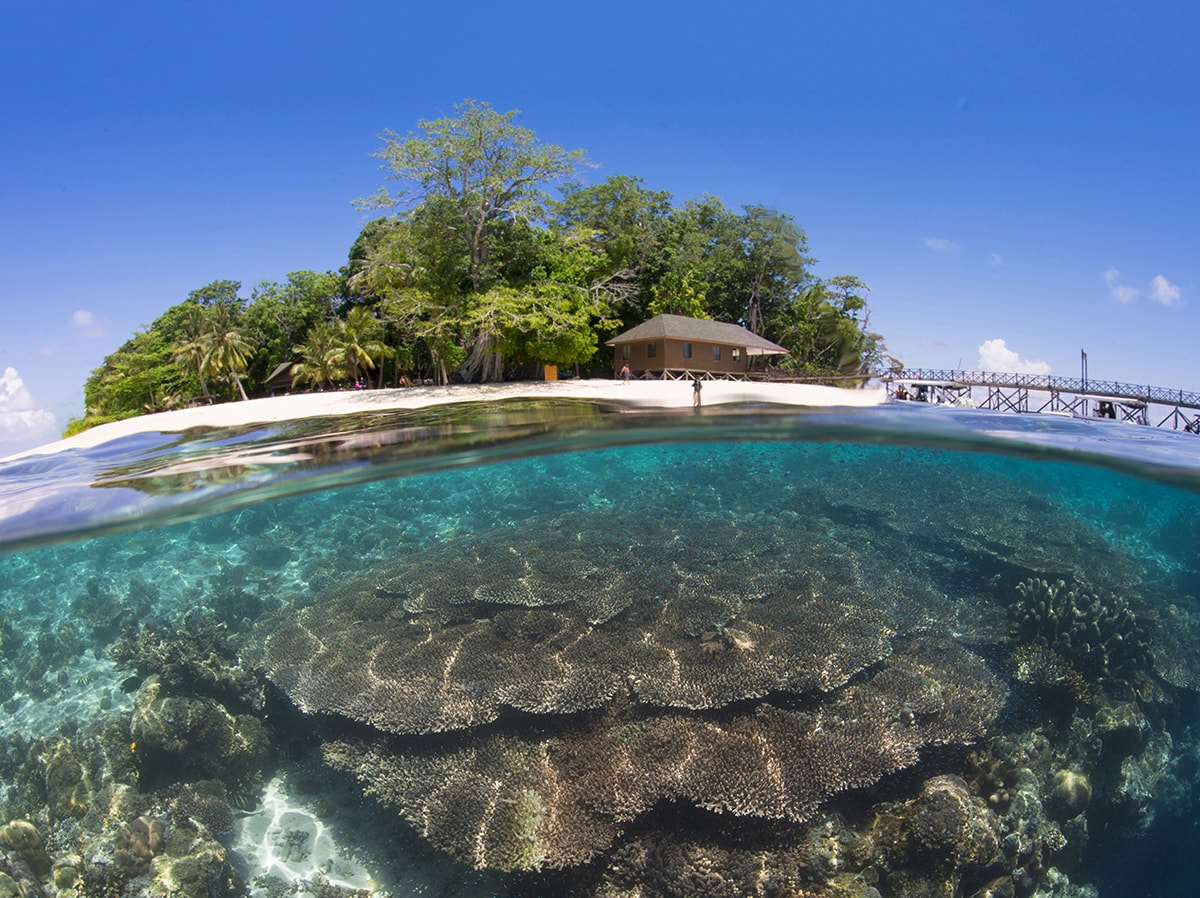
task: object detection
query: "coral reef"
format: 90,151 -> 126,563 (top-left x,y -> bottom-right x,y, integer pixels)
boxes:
130,675 -> 270,781
110,615 -> 265,711
868,774 -> 1004,895
1011,578 -> 1151,680
321,637 -> 1005,871
262,514 -> 897,733
0,819 -> 52,879
7,436 -> 1200,898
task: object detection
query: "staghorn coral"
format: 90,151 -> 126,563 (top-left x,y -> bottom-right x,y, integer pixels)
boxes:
321,637 -> 1006,872
1009,643 -> 1095,705
165,781 -> 237,837
1012,578 -> 1150,680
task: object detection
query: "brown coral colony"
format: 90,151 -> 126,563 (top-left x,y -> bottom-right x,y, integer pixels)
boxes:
262,511 -> 1010,873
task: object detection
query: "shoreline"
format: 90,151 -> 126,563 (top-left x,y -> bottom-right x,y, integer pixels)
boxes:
5,379 -> 886,461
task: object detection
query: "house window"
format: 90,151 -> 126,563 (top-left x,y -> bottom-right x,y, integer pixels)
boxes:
683,342 -> 693,359
732,348 -> 741,363
622,345 -> 631,360
713,346 -> 721,361
647,342 -> 657,359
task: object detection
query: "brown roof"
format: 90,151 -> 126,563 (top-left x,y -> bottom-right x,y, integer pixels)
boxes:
605,314 -> 788,356
265,361 -> 297,387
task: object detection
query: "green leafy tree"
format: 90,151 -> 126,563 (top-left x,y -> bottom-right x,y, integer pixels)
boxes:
737,206 -> 814,336
378,290 -> 465,386
78,301 -> 208,428
360,98 -> 588,291
242,271 -> 344,389
772,281 -> 873,377
553,175 -> 672,321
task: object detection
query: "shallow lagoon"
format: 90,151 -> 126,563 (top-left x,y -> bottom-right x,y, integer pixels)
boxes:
1,399 -> 1198,898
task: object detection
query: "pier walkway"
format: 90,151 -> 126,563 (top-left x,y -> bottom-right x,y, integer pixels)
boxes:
887,369 -> 1200,433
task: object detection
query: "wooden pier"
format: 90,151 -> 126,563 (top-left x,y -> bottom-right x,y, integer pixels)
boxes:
888,369 -> 1200,433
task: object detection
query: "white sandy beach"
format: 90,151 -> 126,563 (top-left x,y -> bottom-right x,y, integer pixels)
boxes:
8,378 -> 886,460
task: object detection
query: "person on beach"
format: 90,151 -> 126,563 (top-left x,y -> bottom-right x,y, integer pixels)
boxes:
620,364 -> 631,385
693,377 -> 702,408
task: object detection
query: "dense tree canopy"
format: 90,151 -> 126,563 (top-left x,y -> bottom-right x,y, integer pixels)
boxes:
69,100 -> 896,433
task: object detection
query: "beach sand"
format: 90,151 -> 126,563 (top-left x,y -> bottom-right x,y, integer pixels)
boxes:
10,378 -> 886,459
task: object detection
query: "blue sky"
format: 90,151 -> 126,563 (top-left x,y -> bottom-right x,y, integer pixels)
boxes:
1,1 -> 1196,454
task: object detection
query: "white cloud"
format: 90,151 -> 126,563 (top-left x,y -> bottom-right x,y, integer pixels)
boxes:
1104,268 -> 1183,307
1104,267 -> 1140,304
1149,274 -> 1182,307
72,308 -> 108,338
977,339 -> 1052,375
989,253 -> 1003,267
922,237 -> 959,252
0,366 -> 58,456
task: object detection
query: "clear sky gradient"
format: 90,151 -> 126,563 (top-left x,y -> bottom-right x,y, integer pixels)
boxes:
2,1 -> 1196,454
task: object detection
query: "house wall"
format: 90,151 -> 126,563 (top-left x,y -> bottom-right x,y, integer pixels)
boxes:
613,340 -> 749,375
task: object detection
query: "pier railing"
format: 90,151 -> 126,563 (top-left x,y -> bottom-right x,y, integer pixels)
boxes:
894,369 -> 1200,407
890,369 -> 1200,431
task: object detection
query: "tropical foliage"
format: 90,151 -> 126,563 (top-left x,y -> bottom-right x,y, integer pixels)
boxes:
69,99 -> 896,433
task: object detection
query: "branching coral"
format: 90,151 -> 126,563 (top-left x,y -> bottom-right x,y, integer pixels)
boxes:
1011,578 -> 1150,680
110,616 -> 264,711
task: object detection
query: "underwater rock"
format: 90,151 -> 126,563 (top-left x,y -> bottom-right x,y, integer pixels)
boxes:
1047,770 -> 1091,820
0,819 -> 52,879
0,873 -> 19,898
50,854 -> 84,898
1144,600 -> 1200,691
1110,731 -> 1173,828
322,638 -> 1006,871
1030,865 -> 1099,898
130,675 -> 270,779
29,737 -> 93,822
147,815 -> 241,898
1092,700 -> 1150,755
870,775 -> 1003,892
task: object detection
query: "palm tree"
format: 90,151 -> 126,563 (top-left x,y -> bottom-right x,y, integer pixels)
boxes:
291,321 -> 347,390
171,303 -> 212,400
199,301 -> 254,400
332,306 -> 392,387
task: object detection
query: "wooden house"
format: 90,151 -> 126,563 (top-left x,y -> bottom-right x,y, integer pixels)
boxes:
605,314 -> 788,378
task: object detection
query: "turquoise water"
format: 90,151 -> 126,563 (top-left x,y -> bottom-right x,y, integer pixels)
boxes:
1,399 -> 1198,898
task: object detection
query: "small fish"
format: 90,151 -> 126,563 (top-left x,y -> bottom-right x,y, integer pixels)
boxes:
119,675 -> 144,693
